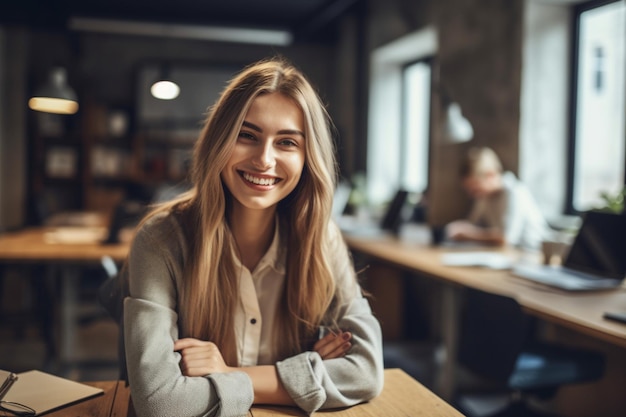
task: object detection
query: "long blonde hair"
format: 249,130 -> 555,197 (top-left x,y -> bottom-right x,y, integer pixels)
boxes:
141,58 -> 339,365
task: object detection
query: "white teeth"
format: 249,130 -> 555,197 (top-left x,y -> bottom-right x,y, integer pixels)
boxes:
243,172 -> 277,186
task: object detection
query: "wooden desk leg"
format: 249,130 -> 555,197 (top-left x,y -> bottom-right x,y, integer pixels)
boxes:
362,262 -> 405,341
436,285 -> 461,401
60,265 -> 80,367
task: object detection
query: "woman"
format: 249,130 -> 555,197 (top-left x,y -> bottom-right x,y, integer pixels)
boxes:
123,58 -> 384,417
446,146 -> 548,249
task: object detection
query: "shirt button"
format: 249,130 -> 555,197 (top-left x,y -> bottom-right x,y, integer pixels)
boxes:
250,318 -> 257,325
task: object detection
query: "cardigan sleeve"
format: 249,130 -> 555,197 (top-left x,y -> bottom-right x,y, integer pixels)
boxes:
123,215 -> 254,417
275,223 -> 384,414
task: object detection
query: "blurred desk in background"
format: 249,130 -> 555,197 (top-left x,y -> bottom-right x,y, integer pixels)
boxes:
0,226 -> 130,366
0,226 -> 128,263
343,233 -> 626,347
344,230 -> 626,416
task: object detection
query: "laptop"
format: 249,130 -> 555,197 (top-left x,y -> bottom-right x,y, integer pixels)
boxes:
338,189 -> 411,236
512,211 -> 626,291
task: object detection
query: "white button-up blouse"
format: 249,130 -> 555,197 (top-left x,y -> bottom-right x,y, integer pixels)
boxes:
233,224 -> 285,366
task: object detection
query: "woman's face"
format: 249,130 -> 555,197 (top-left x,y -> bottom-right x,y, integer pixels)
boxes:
462,171 -> 502,198
221,92 -> 306,214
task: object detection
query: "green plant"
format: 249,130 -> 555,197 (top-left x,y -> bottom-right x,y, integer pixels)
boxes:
347,172 -> 368,208
597,187 -> 626,214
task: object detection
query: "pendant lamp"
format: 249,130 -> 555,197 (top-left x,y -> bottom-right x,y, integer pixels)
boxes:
28,67 -> 79,115
435,66 -> 474,144
150,65 -> 180,100
444,102 -> 473,143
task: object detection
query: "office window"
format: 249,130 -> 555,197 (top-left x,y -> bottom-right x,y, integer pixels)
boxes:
367,27 -> 437,207
401,60 -> 431,194
570,0 -> 625,212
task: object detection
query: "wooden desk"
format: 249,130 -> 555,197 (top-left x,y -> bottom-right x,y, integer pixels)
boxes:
33,369 -> 462,417
344,231 -> 626,415
251,369 -> 463,416
0,227 -> 130,363
344,233 -> 626,348
0,227 -> 129,264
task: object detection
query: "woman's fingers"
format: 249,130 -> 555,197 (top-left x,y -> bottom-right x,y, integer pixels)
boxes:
314,330 -> 352,359
174,337 -> 210,351
174,338 -> 230,376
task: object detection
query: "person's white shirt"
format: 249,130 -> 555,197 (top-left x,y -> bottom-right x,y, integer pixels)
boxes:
232,222 -> 285,365
468,171 -> 548,249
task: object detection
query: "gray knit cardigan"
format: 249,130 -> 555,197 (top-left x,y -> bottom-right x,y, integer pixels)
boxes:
123,212 -> 384,417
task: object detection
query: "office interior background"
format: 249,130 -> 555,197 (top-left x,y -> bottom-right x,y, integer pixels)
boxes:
1,0 -> 625,230
0,0 -> 625,416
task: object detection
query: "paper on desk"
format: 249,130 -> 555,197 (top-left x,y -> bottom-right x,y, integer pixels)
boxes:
0,369 -> 103,415
441,252 -> 513,270
43,226 -> 108,244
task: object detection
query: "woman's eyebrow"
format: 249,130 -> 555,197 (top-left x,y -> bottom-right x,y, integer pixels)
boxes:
242,121 -> 305,138
278,129 -> 305,138
242,121 -> 262,132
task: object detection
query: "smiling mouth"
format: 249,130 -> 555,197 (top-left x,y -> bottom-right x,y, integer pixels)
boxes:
241,171 -> 280,186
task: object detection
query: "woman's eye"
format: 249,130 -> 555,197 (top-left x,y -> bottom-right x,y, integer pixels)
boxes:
278,138 -> 298,147
238,131 -> 256,141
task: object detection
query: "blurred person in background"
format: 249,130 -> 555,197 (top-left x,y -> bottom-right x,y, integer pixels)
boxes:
446,146 -> 548,249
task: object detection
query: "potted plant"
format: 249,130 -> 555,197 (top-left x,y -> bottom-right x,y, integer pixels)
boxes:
596,186 -> 626,214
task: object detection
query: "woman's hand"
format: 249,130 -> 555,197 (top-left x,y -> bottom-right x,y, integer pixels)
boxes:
174,338 -> 232,377
447,220 -> 505,246
446,220 -> 477,241
313,330 -> 352,359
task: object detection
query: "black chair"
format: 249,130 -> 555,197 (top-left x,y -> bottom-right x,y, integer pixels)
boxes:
97,256 -> 128,382
0,264 -> 57,367
454,288 -> 605,417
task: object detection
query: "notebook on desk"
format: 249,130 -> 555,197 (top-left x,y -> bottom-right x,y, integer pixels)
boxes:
0,369 -> 103,415
512,211 -> 626,291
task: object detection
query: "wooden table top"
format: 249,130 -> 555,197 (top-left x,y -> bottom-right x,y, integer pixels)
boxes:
0,227 -> 129,263
250,368 -> 463,416
344,233 -> 626,349
26,369 -> 462,417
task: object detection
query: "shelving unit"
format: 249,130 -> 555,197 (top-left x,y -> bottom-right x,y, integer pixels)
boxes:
134,128 -> 196,184
28,111 -> 85,223
28,96 -> 198,226
26,62 -> 237,224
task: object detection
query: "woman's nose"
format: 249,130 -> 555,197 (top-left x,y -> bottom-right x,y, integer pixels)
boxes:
251,142 -> 276,170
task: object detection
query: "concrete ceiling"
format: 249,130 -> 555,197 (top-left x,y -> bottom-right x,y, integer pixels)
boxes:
0,0 -> 363,43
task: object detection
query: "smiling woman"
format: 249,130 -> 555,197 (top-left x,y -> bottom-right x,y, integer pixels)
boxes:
221,93 -> 306,218
116,57 -> 384,417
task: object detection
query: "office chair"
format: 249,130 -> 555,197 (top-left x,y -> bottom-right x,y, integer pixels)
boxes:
96,256 -> 128,382
0,264 -> 56,365
454,288 -> 605,417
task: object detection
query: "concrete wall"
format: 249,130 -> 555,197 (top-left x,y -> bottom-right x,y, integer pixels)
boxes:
359,0 -> 524,225
0,27 -> 28,230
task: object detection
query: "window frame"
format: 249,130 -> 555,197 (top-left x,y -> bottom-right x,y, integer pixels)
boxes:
366,26 -> 438,207
399,56 -> 434,195
566,0 -> 626,214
